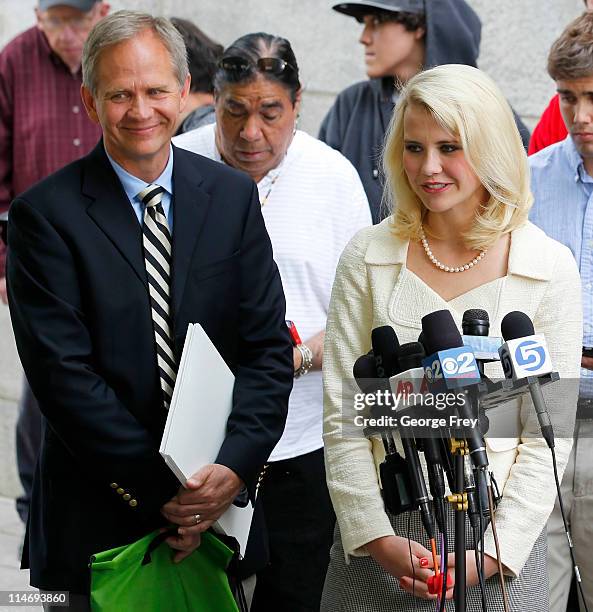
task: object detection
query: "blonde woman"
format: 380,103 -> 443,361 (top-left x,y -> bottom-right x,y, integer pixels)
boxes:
321,64 -> 582,611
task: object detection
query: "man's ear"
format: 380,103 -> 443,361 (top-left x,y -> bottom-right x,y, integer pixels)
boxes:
34,7 -> 43,30
81,85 -> 100,125
414,26 -> 426,41
293,87 -> 303,113
179,74 -> 191,111
98,2 -> 111,18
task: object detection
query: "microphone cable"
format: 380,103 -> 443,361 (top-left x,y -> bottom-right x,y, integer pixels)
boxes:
406,511 -> 420,612
551,445 -> 590,612
473,476 -> 487,612
500,311 -> 589,612
438,529 -> 448,612
488,483 -> 510,612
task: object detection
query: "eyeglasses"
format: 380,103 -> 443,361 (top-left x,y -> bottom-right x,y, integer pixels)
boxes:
219,56 -> 296,76
38,11 -> 96,32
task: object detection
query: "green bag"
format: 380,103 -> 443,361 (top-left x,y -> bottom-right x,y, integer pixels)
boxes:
90,529 -> 240,612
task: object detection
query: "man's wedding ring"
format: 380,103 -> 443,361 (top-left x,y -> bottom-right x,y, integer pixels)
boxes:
194,514 -> 201,525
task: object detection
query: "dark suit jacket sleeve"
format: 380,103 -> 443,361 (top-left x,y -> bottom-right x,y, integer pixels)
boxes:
7,197 -> 179,514
215,182 -> 293,497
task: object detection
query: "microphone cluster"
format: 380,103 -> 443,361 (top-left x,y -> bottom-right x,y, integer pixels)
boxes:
351,307 -> 560,597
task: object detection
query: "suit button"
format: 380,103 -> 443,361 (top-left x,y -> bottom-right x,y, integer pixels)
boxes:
123,494 -> 131,501
129,499 -> 138,507
116,488 -> 125,495
110,483 -> 118,489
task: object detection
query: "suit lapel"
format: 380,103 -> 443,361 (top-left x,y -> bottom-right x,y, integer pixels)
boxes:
83,143 -> 147,287
170,145 -> 212,322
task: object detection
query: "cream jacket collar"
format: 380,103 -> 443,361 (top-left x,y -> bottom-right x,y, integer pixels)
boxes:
364,218 -> 553,282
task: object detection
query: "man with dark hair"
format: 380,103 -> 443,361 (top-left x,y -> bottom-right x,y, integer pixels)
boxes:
175,30 -> 371,612
170,17 -> 222,134
320,0 -> 530,223
528,0 -> 593,155
529,11 -> 593,612
0,0 -> 109,530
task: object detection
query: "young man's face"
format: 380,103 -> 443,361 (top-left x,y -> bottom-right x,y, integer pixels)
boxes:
557,76 -> 593,163
358,14 -> 425,80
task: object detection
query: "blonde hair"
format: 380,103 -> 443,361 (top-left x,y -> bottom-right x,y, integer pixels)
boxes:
383,64 -> 531,250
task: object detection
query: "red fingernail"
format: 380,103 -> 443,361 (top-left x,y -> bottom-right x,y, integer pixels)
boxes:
419,557 -> 429,568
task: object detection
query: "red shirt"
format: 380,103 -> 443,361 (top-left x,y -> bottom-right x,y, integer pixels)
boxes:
528,94 -> 568,156
0,27 -> 102,275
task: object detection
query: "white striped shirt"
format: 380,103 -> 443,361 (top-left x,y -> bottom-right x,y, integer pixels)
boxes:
174,125 -> 372,460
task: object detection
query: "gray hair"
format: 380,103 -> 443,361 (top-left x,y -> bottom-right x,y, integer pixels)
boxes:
82,10 -> 189,96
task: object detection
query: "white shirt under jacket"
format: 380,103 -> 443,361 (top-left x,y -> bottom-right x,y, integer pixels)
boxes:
323,217 -> 582,577
174,124 -> 372,461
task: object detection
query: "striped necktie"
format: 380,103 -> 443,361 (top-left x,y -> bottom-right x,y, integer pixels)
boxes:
139,184 -> 176,409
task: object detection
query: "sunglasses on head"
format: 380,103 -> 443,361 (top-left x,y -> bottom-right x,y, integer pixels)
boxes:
219,56 -> 296,76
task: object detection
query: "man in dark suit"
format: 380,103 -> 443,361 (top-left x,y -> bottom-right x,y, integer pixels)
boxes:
7,10 -> 293,609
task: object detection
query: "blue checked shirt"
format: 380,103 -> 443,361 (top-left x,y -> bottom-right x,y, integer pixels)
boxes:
529,135 -> 593,397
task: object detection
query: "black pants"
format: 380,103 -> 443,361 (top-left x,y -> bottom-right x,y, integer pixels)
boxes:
251,448 -> 335,612
15,379 -> 42,524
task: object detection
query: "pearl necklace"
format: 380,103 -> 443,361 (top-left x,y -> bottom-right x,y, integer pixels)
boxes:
420,226 -> 487,273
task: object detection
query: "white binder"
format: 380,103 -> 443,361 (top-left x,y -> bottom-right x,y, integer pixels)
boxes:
160,323 -> 254,554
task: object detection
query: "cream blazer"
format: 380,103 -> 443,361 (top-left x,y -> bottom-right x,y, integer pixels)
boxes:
323,218 -> 582,577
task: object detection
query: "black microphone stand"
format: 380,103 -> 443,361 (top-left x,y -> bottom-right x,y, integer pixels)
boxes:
446,438 -> 468,611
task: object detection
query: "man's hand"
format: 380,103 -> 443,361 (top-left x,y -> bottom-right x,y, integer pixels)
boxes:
164,529 -> 202,564
160,464 -> 244,542
581,356 -> 593,371
305,330 -> 325,370
0,277 -> 7,305
293,329 -> 325,373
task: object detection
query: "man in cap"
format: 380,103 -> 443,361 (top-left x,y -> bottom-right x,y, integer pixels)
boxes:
319,0 -> 530,223
0,0 -> 108,530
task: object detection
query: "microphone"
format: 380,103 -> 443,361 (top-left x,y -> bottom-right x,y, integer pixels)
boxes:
462,308 -> 502,370
355,334 -> 415,515
462,309 -> 494,436
389,342 -> 427,402
371,326 -> 399,378
462,308 -> 489,337
353,353 -> 395,455
353,353 -> 381,394
388,341 -> 436,541
421,310 -> 488,470
499,311 -> 555,448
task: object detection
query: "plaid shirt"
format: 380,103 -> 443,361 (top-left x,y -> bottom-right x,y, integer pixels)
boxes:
0,26 -> 101,275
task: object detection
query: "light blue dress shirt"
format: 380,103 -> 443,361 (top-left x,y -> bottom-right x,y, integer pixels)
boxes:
530,135 -> 593,395
104,145 -> 174,232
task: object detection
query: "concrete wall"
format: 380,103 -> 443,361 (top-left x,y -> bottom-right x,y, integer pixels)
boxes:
0,0 -> 586,496
0,0 -> 586,133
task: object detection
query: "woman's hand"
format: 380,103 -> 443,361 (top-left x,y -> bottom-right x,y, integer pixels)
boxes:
367,536 -> 444,600
445,550 -> 499,588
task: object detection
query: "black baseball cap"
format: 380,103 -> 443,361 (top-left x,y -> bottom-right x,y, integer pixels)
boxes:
332,0 -> 425,18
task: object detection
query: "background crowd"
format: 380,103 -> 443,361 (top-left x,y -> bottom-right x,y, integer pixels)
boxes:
0,1 -> 591,612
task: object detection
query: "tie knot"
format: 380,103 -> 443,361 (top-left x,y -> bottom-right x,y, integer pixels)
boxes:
138,184 -> 166,208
